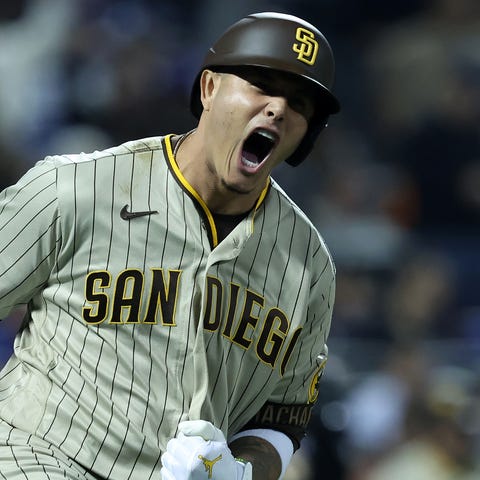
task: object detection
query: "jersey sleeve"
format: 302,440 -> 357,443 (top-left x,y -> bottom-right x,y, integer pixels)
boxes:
239,247 -> 335,449
274,244 -> 335,405
0,159 -> 61,320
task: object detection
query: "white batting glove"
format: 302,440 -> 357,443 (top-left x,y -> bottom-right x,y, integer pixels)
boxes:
161,420 -> 252,480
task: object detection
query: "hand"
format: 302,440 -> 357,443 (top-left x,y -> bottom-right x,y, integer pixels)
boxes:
161,420 -> 252,480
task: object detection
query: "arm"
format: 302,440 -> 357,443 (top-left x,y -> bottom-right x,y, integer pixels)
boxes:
0,160 -> 60,319
228,252 -> 335,479
229,435 -> 282,480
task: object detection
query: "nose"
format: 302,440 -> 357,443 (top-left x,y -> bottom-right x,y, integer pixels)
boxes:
264,96 -> 287,121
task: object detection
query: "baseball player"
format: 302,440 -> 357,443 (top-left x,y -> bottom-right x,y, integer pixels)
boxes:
0,12 -> 340,480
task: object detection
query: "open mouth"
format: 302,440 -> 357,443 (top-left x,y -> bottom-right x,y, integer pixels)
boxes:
241,130 -> 277,169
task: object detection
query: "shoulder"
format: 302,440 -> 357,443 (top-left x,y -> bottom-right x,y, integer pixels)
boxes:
38,136 -> 166,169
267,178 -> 312,223
267,178 -> 335,271
267,179 -> 327,243
25,136 -> 168,190
24,136 -> 167,207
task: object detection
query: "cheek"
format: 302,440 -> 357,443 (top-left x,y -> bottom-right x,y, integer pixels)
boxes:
295,111 -> 310,135
221,79 -> 258,115
287,113 -> 309,146
276,116 -> 309,162
215,95 -> 252,135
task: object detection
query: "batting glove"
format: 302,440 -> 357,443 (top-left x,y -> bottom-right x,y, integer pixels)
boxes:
161,420 -> 252,480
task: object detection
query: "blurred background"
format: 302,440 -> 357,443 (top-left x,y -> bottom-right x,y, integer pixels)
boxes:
0,0 -> 479,478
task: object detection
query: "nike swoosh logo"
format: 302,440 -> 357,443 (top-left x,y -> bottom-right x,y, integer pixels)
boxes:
120,204 -> 158,220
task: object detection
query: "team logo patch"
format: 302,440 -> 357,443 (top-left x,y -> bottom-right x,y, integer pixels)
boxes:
198,454 -> 222,478
308,356 -> 327,404
292,27 -> 319,66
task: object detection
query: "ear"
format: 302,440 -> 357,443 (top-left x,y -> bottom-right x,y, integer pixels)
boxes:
200,69 -> 220,112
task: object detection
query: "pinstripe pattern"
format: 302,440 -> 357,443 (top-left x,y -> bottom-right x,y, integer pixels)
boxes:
0,135 -> 335,478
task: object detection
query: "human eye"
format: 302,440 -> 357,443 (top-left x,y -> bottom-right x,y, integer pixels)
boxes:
250,78 -> 270,93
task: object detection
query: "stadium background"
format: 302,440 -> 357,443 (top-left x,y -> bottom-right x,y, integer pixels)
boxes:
0,1 -> 479,478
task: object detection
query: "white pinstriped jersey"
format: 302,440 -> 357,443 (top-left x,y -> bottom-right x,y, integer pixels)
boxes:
0,135 -> 335,478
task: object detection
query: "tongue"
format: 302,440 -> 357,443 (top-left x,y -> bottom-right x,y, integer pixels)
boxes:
242,150 -> 259,164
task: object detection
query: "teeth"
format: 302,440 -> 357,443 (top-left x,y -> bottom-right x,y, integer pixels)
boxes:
256,129 -> 276,142
242,157 -> 258,168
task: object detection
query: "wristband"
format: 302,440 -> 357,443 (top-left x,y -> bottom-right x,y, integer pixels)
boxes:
230,428 -> 293,479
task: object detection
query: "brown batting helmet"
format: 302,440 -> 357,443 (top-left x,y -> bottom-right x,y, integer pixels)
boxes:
190,12 -> 341,166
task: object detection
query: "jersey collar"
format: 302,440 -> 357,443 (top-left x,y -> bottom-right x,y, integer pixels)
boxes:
163,134 -> 271,248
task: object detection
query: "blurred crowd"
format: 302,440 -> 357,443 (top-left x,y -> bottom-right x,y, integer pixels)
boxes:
0,1 -> 479,479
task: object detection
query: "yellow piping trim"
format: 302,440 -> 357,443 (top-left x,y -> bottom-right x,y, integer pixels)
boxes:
255,179 -> 270,210
164,135 -> 219,247
250,178 -> 271,233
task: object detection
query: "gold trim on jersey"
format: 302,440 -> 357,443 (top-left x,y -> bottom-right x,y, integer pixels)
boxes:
164,134 -> 219,246
164,134 -> 271,247
251,179 -> 270,234
308,355 -> 327,404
